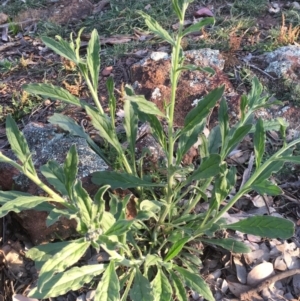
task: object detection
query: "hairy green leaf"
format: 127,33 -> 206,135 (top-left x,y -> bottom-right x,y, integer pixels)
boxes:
6,115 -> 36,175
0,191 -> 31,204
251,180 -> 282,195
23,83 -> 81,106
169,271 -> 188,301
37,238 -> 90,292
73,180 -> 93,225
200,238 -> 251,253
126,93 -> 166,117
48,113 -> 109,164
95,261 -> 120,301
164,237 -> 189,262
224,124 -> 252,157
87,29 -> 100,90
124,99 -> 138,158
40,160 -> 68,196
135,109 -> 166,149
84,105 -> 123,154
254,118 -> 265,168
176,121 -> 205,164
227,216 -> 294,239
173,266 -> 214,301
138,11 -> 175,46
64,145 -> 78,195
0,196 -> 53,218
42,36 -> 78,63
219,98 -> 229,150
105,219 -> 133,236
29,264 -> 106,298
107,77 -> 117,126
92,171 -> 163,189
181,17 -> 214,36
190,154 -> 221,180
256,149 -> 293,182
130,269 -> 154,301
152,269 -> 172,301
182,86 -> 224,134
208,125 -> 221,154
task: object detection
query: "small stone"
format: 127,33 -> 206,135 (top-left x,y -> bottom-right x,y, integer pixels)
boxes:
0,13 -> 8,24
102,66 -> 113,76
150,51 -> 169,61
292,2 -> 300,10
44,99 -> 51,106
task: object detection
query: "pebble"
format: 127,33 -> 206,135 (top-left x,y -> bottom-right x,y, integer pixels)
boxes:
150,51 -> 169,61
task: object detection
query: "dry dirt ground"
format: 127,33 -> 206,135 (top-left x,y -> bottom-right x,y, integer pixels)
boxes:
1,0 -> 300,300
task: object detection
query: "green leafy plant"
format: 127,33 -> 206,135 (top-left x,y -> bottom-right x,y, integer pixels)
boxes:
0,1 -> 298,300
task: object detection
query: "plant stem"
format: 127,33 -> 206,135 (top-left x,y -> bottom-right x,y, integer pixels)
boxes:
84,72 -> 104,114
159,24 -> 184,226
120,269 -> 135,301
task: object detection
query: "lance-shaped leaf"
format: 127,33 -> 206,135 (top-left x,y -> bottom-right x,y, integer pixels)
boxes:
208,125 -> 221,154
23,83 -> 81,106
152,269 -> 173,301
91,185 -> 110,227
107,77 -> 117,125
48,113 -> 109,165
0,196 -> 54,218
223,124 -> 252,157
218,98 -> 229,150
190,154 -> 221,180
73,180 -> 93,226
211,167 -> 236,211
125,93 -> 166,117
164,237 -> 189,262
176,120 -> 205,164
84,105 -> 123,154
227,216 -> 294,239
255,148 -> 293,182
169,271 -> 188,301
251,180 -> 282,196
200,238 -> 251,253
26,241 -> 72,269
138,11 -> 175,46
6,115 -> 36,175
181,17 -> 214,37
105,219 -> 134,236
95,261 -> 120,301
0,190 -> 31,204
29,264 -> 106,298
87,29 -> 100,90
42,36 -> 78,63
135,109 -> 166,149
130,269 -> 154,301
182,86 -> 224,135
40,160 -> 68,196
64,145 -> 78,195
171,0 -> 183,21
124,99 -> 138,157
92,171 -> 163,189
254,118 -> 265,168
173,266 -> 214,301
37,238 -> 90,292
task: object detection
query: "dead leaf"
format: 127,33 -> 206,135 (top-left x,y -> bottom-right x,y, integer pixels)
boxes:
194,7 -> 214,17
247,262 -> 274,286
234,257 -> 247,284
227,275 -> 251,297
13,294 -> 38,301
